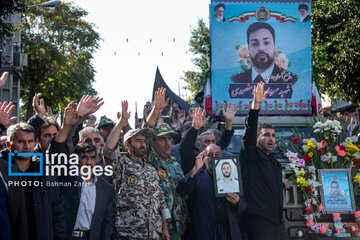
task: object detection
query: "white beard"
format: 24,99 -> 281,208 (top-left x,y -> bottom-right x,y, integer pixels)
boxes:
300,14 -> 307,22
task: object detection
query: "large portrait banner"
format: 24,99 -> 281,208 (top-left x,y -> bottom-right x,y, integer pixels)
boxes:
210,1 -> 311,115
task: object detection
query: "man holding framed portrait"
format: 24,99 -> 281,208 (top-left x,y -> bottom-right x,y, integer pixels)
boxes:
176,144 -> 247,240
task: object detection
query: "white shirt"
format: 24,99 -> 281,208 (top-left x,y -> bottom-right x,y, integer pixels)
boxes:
251,64 -> 275,84
73,177 -> 97,231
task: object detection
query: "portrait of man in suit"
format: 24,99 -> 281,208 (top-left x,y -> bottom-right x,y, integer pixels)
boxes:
231,22 -> 298,85
298,4 -> 311,22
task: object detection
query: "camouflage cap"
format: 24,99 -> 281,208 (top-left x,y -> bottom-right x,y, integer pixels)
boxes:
155,123 -> 177,137
124,128 -> 155,143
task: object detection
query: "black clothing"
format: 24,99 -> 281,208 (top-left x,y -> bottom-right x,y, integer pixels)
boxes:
302,15 -> 311,22
245,214 -> 288,240
1,150 -> 66,240
240,109 -> 285,226
0,175 -> 11,240
0,155 -> 28,240
254,74 -> 265,83
180,127 -> 234,174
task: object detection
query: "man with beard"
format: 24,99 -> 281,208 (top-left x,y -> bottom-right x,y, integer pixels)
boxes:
241,82 -> 289,239
231,22 -> 298,85
177,144 -> 247,240
298,4 -> 311,22
103,98 -> 171,240
214,3 -> 226,23
217,162 -> 239,194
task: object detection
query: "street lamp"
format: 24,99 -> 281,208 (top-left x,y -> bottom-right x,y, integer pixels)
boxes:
28,0 -> 61,8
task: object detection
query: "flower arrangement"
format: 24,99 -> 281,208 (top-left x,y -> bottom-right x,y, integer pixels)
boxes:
281,116 -> 360,236
235,45 -> 291,71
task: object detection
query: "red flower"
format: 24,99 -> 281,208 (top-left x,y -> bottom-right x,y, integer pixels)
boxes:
219,103 -> 223,108
279,103 -> 283,108
333,213 -> 340,218
302,103 -> 306,107
293,136 -> 299,144
289,103 -> 293,107
285,99 -> 288,103
340,145 -> 346,151
244,104 -> 248,109
274,100 -> 277,103
306,206 -> 313,215
303,154 -> 311,162
269,104 -> 273,108
335,145 -> 346,157
317,149 -> 324,155
300,99 -> 303,102
355,159 -> 360,167
295,103 -> 299,107
329,117 -> 334,120
306,186 -> 312,194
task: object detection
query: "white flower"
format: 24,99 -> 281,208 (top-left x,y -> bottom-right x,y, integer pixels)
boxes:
332,156 -> 338,162
307,166 -> 316,173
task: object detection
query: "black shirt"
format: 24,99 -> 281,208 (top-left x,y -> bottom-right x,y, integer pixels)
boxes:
240,109 -> 284,224
23,164 -> 38,240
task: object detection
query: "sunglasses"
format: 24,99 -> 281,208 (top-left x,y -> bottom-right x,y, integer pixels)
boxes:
85,137 -> 101,143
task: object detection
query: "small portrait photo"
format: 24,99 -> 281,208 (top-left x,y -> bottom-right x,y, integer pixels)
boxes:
212,157 -> 242,197
298,4 -> 311,22
318,169 -> 356,214
214,3 -> 226,23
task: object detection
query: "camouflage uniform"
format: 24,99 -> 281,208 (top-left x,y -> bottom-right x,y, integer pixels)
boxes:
104,145 -> 170,240
148,150 -> 188,239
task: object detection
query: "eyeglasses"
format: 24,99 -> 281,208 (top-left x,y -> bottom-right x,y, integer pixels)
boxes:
85,137 -> 101,143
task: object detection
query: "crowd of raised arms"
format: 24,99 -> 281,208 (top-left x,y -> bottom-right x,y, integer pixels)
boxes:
0,69 -> 290,240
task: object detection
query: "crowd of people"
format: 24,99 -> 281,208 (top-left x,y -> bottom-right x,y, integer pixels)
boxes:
0,69 -> 289,240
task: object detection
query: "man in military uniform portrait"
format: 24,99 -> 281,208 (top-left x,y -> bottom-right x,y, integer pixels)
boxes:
217,161 -> 239,194
231,22 -> 298,85
327,181 -> 347,205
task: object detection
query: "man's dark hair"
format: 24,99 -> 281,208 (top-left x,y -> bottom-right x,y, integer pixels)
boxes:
7,123 -> 35,142
331,181 -> 339,186
298,4 -> 308,11
247,22 -> 275,44
221,161 -> 231,169
39,117 -> 59,137
257,123 -> 274,137
215,3 -> 225,11
74,142 -> 97,156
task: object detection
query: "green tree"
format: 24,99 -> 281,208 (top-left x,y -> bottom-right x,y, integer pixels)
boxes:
20,0 -> 100,120
182,19 -> 210,102
312,0 -> 360,105
0,0 -> 25,37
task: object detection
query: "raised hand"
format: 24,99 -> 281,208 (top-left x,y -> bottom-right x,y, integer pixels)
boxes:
223,103 -> 238,122
0,72 -> 9,88
191,108 -> 208,130
86,115 -> 96,128
0,101 -> 17,127
32,93 -> 46,118
118,100 -> 131,126
88,97 -> 104,115
252,82 -> 268,109
63,102 -> 79,127
154,87 -> 169,111
77,95 -> 95,117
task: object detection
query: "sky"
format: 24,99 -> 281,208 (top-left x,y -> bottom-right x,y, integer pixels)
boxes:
70,0 -> 210,127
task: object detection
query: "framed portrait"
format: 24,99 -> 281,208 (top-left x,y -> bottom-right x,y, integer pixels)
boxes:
318,169 -> 356,214
212,156 -> 243,197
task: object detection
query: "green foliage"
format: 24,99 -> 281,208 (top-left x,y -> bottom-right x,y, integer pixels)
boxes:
20,1 -> 100,120
0,0 -> 25,36
182,19 -> 210,101
312,0 -> 360,105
